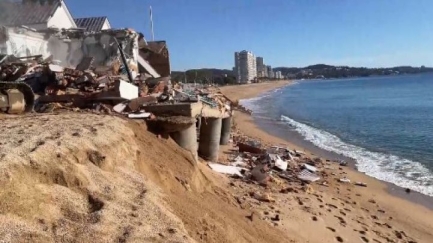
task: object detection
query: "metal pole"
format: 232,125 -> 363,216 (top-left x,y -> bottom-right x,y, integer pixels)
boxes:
150,6 -> 155,41
117,42 -> 134,83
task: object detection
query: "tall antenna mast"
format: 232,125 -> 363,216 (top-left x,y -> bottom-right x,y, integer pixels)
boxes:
150,6 -> 155,41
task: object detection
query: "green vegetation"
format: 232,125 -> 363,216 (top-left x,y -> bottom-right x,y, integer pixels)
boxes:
171,69 -> 236,85
172,64 -> 433,83
275,64 -> 433,79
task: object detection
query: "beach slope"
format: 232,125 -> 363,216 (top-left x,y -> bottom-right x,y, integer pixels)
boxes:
220,81 -> 433,243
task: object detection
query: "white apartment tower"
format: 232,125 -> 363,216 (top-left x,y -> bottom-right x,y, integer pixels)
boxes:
234,50 -> 257,83
256,56 -> 265,78
267,65 -> 274,79
275,71 -> 282,79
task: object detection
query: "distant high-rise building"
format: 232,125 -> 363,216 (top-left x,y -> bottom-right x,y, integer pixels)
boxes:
256,57 -> 265,78
267,65 -> 274,79
234,50 -> 257,83
263,66 -> 269,78
275,71 -> 282,79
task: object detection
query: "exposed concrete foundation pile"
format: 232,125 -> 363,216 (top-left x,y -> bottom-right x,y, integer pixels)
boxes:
198,117 -> 222,162
220,116 -> 232,145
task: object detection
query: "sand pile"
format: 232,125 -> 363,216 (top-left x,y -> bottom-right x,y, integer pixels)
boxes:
0,113 -> 292,243
0,113 -> 194,242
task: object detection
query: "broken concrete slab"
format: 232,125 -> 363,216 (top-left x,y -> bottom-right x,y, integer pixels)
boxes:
113,102 -> 127,113
251,164 -> 270,184
93,80 -> 138,100
137,54 -> 160,78
298,169 -> 320,182
303,164 -> 318,173
238,142 -> 264,154
274,156 -> 288,171
208,163 -> 244,177
128,112 -> 152,119
144,102 -> 202,117
127,96 -> 158,111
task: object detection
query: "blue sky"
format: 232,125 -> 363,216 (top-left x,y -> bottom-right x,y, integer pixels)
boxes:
66,0 -> 433,70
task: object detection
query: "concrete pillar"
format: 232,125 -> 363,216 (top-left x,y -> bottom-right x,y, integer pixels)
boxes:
220,116 -> 232,145
196,116 -> 201,129
170,123 -> 198,162
198,117 -> 222,162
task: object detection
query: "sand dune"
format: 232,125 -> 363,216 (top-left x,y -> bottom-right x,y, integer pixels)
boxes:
0,113 -> 292,242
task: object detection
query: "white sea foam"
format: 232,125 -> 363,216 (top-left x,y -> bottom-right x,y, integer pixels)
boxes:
239,86 -> 287,112
280,115 -> 433,196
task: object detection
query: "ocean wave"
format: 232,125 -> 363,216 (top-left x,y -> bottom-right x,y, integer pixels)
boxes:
239,86 -> 288,112
281,115 -> 433,196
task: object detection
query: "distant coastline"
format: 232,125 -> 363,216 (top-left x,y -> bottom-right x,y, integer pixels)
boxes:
172,64 -> 433,83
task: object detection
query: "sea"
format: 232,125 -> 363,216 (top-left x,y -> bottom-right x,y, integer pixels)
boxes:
240,73 -> 433,197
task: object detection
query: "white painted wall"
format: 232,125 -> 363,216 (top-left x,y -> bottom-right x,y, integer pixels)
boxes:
0,28 -> 49,57
47,5 -> 76,29
101,19 -> 111,30
0,28 -> 139,70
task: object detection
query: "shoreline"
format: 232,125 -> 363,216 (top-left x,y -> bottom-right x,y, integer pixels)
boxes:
222,80 -> 433,210
252,109 -> 433,210
220,81 -> 433,242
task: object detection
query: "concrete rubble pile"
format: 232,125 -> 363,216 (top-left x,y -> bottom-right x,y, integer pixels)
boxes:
0,27 -> 235,119
206,127 -> 376,228
0,53 -> 150,116
207,128 -> 351,210
1,26 -> 236,162
212,138 -> 328,186
1,46 -> 233,121
175,85 -> 233,113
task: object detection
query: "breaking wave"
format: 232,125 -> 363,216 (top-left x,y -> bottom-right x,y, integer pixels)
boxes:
280,115 -> 433,196
239,86 -> 287,113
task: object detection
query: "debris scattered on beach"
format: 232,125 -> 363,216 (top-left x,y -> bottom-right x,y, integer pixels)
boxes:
339,177 -> 351,183
339,160 -> 348,166
355,182 -> 368,187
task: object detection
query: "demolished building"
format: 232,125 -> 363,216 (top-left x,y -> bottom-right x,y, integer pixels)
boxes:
2,27 -> 133,70
0,26 -> 233,163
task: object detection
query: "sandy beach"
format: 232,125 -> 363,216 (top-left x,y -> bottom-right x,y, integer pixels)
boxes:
219,81 -> 433,243
0,80 -> 432,243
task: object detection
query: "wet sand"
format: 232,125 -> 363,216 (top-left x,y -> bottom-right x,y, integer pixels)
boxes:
253,110 -> 433,210
220,81 -> 433,243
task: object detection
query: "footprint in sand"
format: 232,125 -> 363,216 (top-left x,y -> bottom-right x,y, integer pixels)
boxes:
394,230 -> 408,239
336,236 -> 344,242
327,203 -> 339,209
383,223 -> 392,229
326,227 -> 336,232
361,207 -> 370,213
334,215 -> 347,226
361,236 -> 370,242
355,219 -> 368,227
